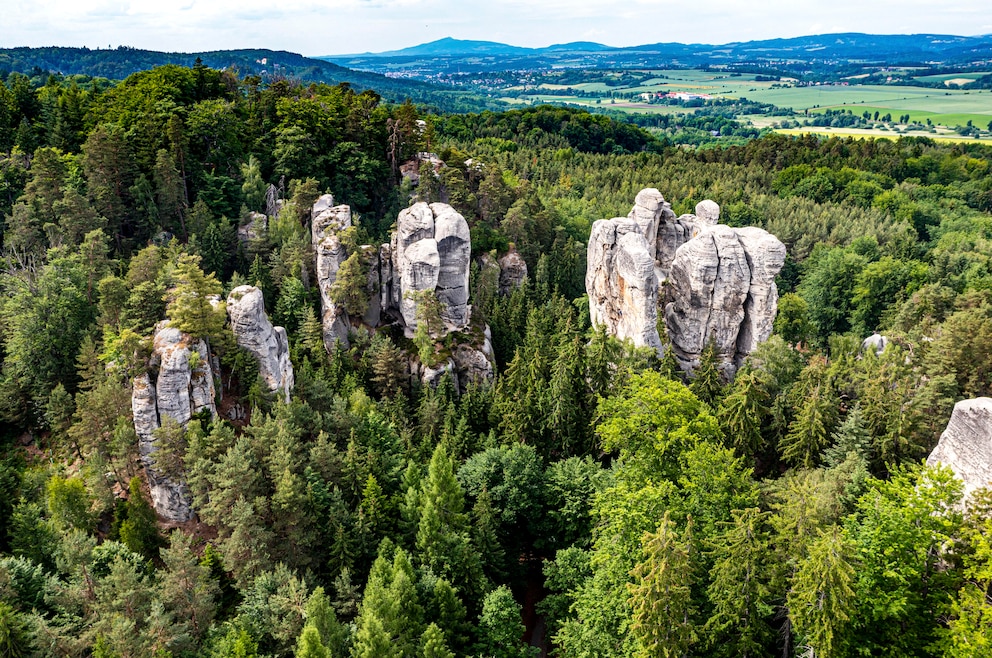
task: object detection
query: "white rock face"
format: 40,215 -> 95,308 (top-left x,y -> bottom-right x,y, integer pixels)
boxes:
226,285 -> 294,402
587,189 -> 786,377
237,212 -> 267,245
927,398 -> 992,501
392,202 -> 471,337
586,218 -> 664,353
665,225 -> 751,375
309,196 -> 492,390
131,321 -> 219,522
313,198 -> 354,349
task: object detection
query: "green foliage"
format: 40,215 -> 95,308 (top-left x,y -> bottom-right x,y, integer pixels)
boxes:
166,252 -> 225,340
118,478 -> 163,561
477,586 -> 535,658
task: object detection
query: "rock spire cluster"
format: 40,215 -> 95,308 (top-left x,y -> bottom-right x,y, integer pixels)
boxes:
586,188 -> 786,376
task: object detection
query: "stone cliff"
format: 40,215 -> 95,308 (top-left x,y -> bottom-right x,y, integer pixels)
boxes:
587,188 -> 786,377
311,195 -> 493,389
226,285 -> 295,402
131,323 -> 218,522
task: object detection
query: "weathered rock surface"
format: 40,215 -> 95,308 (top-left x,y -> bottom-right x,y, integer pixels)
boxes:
312,195 -> 354,349
226,285 -> 294,402
498,248 -> 528,295
587,189 -> 786,377
392,202 -> 472,336
131,322 -> 218,522
309,195 -> 493,390
586,218 -> 664,353
927,398 -> 992,501
861,333 -> 890,356
665,225 -> 751,374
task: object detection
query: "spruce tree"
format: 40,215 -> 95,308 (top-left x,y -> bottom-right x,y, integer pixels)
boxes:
787,526 -> 856,658
690,337 -> 725,407
704,508 -> 772,657
628,512 -> 696,658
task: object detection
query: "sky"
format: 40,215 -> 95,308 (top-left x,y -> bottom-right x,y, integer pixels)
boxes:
3,0 -> 991,56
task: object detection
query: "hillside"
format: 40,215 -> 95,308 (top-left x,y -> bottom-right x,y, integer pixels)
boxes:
324,32 -> 992,78
0,46 -> 506,112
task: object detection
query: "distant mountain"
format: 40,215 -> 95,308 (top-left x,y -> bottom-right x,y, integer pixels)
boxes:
0,46 -> 507,112
362,37 -> 535,58
322,32 -> 992,76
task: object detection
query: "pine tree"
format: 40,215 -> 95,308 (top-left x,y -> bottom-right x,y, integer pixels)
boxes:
119,477 -> 163,561
628,512 -> 696,658
416,444 -> 482,599
717,369 -> 770,458
241,155 -> 267,213
166,253 -> 225,341
420,623 -> 455,658
822,404 -> 873,468
160,529 -> 218,642
293,625 -> 329,658
477,586 -> 534,658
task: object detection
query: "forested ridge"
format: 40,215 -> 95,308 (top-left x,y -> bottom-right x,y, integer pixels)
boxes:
1,61 -> 992,657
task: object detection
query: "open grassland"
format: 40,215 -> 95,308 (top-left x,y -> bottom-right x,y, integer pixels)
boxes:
510,70 -> 992,131
914,71 -> 991,84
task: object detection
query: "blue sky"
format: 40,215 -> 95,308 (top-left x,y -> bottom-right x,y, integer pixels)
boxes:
4,0 -> 991,55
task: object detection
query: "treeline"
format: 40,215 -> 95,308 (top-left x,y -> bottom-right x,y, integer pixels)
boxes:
0,47 -> 508,114
1,62 -> 992,657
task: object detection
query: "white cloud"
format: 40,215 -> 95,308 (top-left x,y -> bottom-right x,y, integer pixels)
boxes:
1,0 -> 989,54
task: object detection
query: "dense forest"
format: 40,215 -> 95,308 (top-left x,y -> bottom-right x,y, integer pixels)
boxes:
1,60 -> 992,658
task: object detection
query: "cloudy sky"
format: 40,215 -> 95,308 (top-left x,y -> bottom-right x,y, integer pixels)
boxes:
4,0 -> 991,56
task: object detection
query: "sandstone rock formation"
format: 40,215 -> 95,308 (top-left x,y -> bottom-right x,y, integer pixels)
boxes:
237,212 -> 267,245
927,398 -> 992,501
312,194 -> 355,349
861,332 -> 889,356
498,248 -> 528,295
586,217 -> 664,354
587,189 -> 786,377
392,202 -> 471,336
131,322 -> 218,522
310,196 -> 491,390
226,285 -> 294,402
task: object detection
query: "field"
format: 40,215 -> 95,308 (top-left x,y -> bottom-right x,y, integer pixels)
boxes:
507,69 -> 992,132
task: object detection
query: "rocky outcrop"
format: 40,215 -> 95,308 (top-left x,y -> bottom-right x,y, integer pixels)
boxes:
131,322 -> 218,522
861,333 -> 889,356
587,189 -> 786,377
313,195 -> 355,349
392,202 -> 471,336
586,217 -> 664,353
498,248 -> 528,295
309,195 -> 492,390
226,286 -> 294,402
237,212 -> 267,245
927,398 -> 992,501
